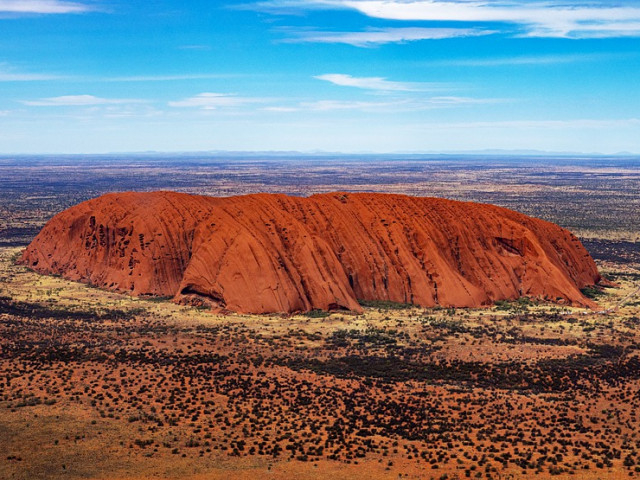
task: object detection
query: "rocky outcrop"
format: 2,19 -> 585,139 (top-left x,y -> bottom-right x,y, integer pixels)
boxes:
21,191 -> 602,314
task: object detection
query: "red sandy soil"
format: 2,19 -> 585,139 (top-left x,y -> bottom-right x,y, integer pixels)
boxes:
21,191 -> 601,314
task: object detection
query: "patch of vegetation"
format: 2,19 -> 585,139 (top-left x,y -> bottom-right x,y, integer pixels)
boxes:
9,250 -> 22,264
607,271 -> 640,281
581,286 -> 607,299
427,318 -> 468,334
624,316 -> 640,327
281,351 -> 640,393
587,343 -> 624,359
143,295 -> 173,303
304,309 -> 330,319
328,327 -> 404,348
14,395 -> 42,408
494,297 -> 535,312
0,296 -> 144,322
358,299 -> 414,310
134,439 -> 154,448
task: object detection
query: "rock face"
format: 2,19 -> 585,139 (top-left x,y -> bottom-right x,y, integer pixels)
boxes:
21,191 -> 602,314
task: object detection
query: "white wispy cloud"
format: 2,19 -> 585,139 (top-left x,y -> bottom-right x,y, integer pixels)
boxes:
168,93 -> 267,109
23,95 -> 144,106
248,0 -> 640,38
0,68 -> 242,83
425,118 -> 640,129
99,105 -> 164,119
0,63 -> 64,81
427,96 -> 497,105
315,73 -> 441,92
430,52 -> 631,67
553,21 -> 640,39
299,99 -> 407,111
338,0 -> 640,38
104,74 -> 238,82
0,72 -> 62,81
296,96 -> 502,112
262,106 -> 300,112
281,26 -> 493,46
0,0 -> 90,14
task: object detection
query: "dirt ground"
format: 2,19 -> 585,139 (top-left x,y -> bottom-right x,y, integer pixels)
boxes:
2,246 -> 640,480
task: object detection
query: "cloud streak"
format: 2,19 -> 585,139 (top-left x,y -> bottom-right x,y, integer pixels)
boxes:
429,52 -> 632,67
168,93 -> 267,109
0,0 -> 90,14
339,0 -> 640,38
250,0 -> 640,38
0,72 -> 63,81
298,99 -> 407,111
315,73 -> 443,92
23,95 -> 144,106
104,74 -> 240,82
0,63 -> 65,81
280,26 -> 494,46
278,96 -> 502,112
424,118 -> 640,130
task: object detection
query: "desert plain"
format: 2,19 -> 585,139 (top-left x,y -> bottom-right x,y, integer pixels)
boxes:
1,154 -> 639,480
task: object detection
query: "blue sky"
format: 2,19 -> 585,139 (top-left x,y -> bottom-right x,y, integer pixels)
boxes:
0,0 -> 639,154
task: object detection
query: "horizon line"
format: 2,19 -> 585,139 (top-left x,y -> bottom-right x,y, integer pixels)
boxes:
1,149 -> 639,158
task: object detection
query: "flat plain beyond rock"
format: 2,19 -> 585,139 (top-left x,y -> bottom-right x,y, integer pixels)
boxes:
21,191 -> 601,314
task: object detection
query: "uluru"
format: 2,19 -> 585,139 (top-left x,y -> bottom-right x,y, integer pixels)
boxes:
20,191 -> 602,314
